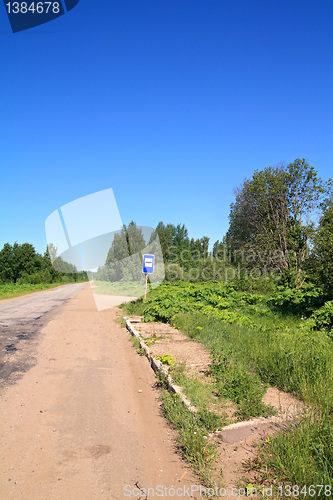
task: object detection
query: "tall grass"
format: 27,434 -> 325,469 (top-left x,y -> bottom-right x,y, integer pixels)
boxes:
122,282 -> 333,486
173,312 -> 333,488
173,312 -> 333,409
159,382 -> 218,485
252,407 -> 333,494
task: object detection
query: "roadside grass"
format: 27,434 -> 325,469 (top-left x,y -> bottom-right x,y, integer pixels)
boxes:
115,314 -> 126,328
248,407 -> 333,496
122,281 -> 333,486
157,373 -> 219,486
121,297 -> 146,317
128,334 -> 145,355
172,312 -> 333,409
125,325 -> 224,485
171,313 -> 333,486
0,282 -> 80,300
170,363 -> 230,425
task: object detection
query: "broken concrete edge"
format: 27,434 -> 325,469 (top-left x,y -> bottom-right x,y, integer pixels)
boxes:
123,316 -> 197,414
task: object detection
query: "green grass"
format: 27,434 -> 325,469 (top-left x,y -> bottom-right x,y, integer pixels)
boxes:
158,375 -> 219,485
120,297 -> 147,316
173,312 -> 333,411
170,365 -> 230,425
122,280 -> 333,486
250,407 -> 333,497
0,282 -> 80,300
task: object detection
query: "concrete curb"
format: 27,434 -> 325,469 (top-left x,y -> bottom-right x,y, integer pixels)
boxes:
124,316 -> 197,413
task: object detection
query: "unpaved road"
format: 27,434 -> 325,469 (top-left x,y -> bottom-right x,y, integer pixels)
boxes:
0,284 -> 87,391
0,285 -> 197,499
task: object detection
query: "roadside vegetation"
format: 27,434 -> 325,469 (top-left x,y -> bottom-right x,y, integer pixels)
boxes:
0,282 -> 82,300
0,242 -> 88,300
123,280 -> 333,492
121,160 -> 333,493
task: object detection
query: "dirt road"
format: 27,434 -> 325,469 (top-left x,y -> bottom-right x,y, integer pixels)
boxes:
0,285 -> 197,499
0,284 -> 87,390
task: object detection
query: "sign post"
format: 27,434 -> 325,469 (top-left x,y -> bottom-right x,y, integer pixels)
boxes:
142,254 -> 155,299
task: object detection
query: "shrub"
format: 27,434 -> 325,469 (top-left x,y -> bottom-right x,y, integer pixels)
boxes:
309,301 -> 333,335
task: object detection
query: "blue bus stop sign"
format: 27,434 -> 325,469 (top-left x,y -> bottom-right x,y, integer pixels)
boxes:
142,254 -> 154,274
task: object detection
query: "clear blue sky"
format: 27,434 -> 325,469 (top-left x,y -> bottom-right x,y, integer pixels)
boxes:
1,0 -> 332,254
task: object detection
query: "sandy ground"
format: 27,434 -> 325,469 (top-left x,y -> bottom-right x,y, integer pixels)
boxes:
0,286 -> 198,499
91,293 -> 138,311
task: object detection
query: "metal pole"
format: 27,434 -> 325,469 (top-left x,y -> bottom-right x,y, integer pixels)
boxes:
144,273 -> 148,300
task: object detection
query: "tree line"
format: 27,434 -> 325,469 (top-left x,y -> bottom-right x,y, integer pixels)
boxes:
0,243 -> 87,284
1,158 -> 332,298
96,158 -> 333,299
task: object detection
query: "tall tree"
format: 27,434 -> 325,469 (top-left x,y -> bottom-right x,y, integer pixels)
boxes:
101,222 -> 146,282
226,159 -> 332,285
151,222 -> 174,262
311,202 -> 333,298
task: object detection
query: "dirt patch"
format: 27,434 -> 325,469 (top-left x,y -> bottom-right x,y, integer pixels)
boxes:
135,321 -> 212,381
135,321 -> 303,418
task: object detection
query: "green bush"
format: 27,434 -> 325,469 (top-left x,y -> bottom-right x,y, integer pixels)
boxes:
308,301 -> 333,335
267,284 -> 325,316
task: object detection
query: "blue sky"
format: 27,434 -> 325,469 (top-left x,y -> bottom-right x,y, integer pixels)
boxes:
1,0 -> 332,254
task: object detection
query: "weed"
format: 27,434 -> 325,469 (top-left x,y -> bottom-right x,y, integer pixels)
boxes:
156,354 -> 175,366
249,407 -> 333,494
161,389 -> 218,485
125,281 -> 333,485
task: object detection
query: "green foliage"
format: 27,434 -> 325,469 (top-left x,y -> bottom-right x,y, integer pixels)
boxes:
126,280 -> 262,326
226,159 -> 333,286
267,283 -> 325,316
119,297 -> 146,316
155,354 -> 175,365
0,242 -> 87,287
255,408 -> 333,491
124,274 -> 333,486
96,222 -> 146,282
174,310 -> 333,410
308,301 -> 333,335
196,409 -> 224,432
160,389 -> 217,484
208,352 -> 274,419
311,202 -> 333,299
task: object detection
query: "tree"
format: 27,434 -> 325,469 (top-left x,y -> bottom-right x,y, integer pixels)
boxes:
226,159 -> 332,286
100,222 -> 146,282
0,242 -> 42,283
151,222 -> 175,263
312,202 -> 333,298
